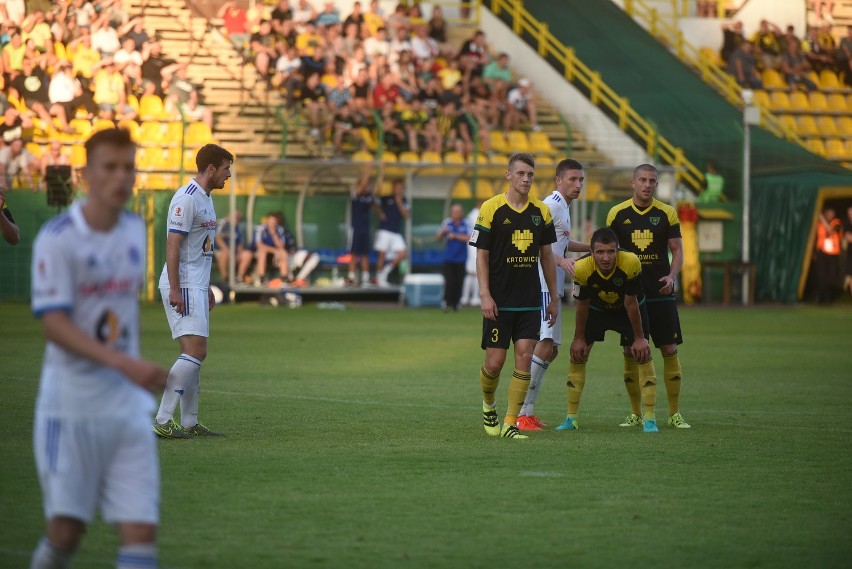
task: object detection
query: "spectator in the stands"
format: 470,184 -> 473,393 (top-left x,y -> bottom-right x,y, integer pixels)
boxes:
120,16 -> 150,51
459,30 -> 488,76
483,52 -> 512,100
40,139 -> 76,188
22,9 -> 53,54
250,19 -> 278,77
340,21 -> 360,58
49,59 -> 97,120
315,2 -> 340,27
393,50 -> 419,99
91,14 -> 121,57
300,43 -> 326,79
330,102 -> 364,154
271,0 -> 293,25
385,3 -> 410,40
141,41 -> 178,97
364,26 -> 390,60
504,78 -> 540,132
92,58 -> 136,120
296,21 -> 325,57
0,107 -> 32,145
752,19 -> 783,70
727,41 -> 763,89
837,26 -> 852,86
380,100 -> 406,153
11,57 -> 75,133
805,26 -> 836,73
274,44 -> 302,88
438,58 -> 462,90
292,0 -> 317,31
697,1 -> 717,18
165,65 -> 214,128
295,72 -> 327,138
373,71 -> 400,108
0,0 -> 26,26
363,0 -> 385,37
351,67 -> 372,105
218,2 -> 250,51
411,24 -> 439,63
68,32 -> 101,88
0,138 -> 37,191
720,21 -> 745,63
782,25 -> 801,53
72,0 -> 97,29
326,72 -> 352,109
343,1 -> 364,35
389,26 -> 412,65
343,44 -> 368,84
114,37 -> 143,72
2,27 -> 25,74
427,5 -> 447,45
809,0 -> 835,24
816,23 -> 837,62
782,39 -> 817,91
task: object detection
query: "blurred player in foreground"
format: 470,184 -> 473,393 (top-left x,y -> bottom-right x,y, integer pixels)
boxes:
30,128 -> 169,568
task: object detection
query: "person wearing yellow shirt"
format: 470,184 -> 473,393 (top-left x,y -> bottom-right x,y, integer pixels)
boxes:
68,35 -> 101,84
2,29 -> 26,73
92,59 -> 126,118
296,22 -> 325,57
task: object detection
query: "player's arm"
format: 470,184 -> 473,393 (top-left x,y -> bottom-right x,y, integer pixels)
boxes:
570,297 -> 591,363
539,242 -> 559,327
567,239 -> 590,253
40,310 -> 168,393
396,195 -> 410,219
0,191 -> 20,245
624,294 -> 650,362
660,237 -> 683,295
165,231 -> 187,313
476,248 -> 497,320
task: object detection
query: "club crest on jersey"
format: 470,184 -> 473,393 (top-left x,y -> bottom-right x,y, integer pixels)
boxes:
532,215 -> 541,226
649,217 -> 661,226
613,278 -> 624,286
202,235 -> 213,253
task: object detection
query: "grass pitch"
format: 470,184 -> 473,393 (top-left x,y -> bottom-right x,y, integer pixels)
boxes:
1,302 -> 850,568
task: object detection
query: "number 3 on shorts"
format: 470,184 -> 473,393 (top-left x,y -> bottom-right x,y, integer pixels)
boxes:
491,328 -> 499,343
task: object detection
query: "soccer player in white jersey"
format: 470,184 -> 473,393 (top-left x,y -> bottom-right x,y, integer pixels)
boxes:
30,128 -> 169,569
153,144 -> 233,439
517,159 -> 591,431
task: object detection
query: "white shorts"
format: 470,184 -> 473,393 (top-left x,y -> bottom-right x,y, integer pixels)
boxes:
374,229 -> 406,254
538,291 -> 563,345
33,414 -> 159,524
160,287 -> 209,339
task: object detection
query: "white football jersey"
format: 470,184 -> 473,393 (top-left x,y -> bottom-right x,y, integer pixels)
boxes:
158,179 -> 216,289
538,190 -> 572,296
31,201 -> 156,418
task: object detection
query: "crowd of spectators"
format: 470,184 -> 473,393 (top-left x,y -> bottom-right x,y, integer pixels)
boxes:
722,18 -> 852,91
218,0 -> 541,156
0,0 -> 212,190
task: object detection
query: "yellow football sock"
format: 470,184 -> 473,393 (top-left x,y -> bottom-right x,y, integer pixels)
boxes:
566,361 -> 586,418
637,360 -> 657,420
480,367 -> 500,406
663,352 -> 682,415
504,369 -> 531,425
623,354 -> 641,415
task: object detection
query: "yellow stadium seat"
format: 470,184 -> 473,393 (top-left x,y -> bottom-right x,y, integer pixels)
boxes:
138,121 -> 164,146
753,89 -> 771,109
126,94 -> 140,114
469,153 -> 489,165
26,142 -> 44,159
443,151 -> 466,164
117,119 -> 140,141
507,131 -> 530,152
827,93 -> 848,113
529,131 -> 556,154
536,154 -> 554,166
586,181 -> 608,200
139,95 -> 166,120
489,131 -> 509,154
162,147 -> 183,170
451,179 -> 473,199
136,147 -> 160,171
820,69 -> 840,90
789,91 -> 810,112
141,173 -> 177,190
420,151 -> 441,163
473,179 -> 494,200
825,138 -> 846,159
489,153 -> 508,165
762,69 -> 786,90
69,118 -> 92,139
806,138 -> 826,155
358,127 -> 378,151
817,116 -> 838,137
183,149 -> 197,171
185,122 -> 213,146
778,114 -> 797,132
163,121 -> 183,146
381,151 -> 398,163
797,115 -> 819,136
91,118 -> 116,133
398,151 -> 419,163
808,91 -> 829,113
70,144 -> 86,168
837,116 -> 852,135
352,150 -> 374,162
768,91 -> 791,112
845,139 -> 852,156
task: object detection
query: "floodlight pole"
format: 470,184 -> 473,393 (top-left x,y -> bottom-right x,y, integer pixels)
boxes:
742,90 -> 759,306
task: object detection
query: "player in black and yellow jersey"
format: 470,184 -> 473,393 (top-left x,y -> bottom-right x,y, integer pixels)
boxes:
606,164 -> 690,429
469,152 -> 559,440
559,227 -> 659,433
0,187 -> 21,245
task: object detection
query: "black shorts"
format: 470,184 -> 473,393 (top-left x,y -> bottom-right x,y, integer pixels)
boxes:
349,228 -> 371,255
481,310 -> 540,350
584,303 -> 650,346
644,298 -> 683,347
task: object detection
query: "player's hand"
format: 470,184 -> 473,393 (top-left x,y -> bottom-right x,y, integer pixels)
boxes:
168,287 -> 184,314
121,357 -> 169,393
480,294 -> 498,321
559,257 -> 576,278
570,338 -> 590,363
630,337 -> 651,363
658,275 -> 675,295
544,296 -> 558,328
208,288 -> 215,311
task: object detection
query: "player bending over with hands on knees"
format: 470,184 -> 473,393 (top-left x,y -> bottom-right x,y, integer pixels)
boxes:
558,226 -> 660,433
29,128 -> 169,569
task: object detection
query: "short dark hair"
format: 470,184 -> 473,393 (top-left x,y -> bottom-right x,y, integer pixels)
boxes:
196,144 -> 234,173
85,128 -> 135,163
508,152 -> 535,170
590,226 -> 619,249
555,158 -> 583,178
633,163 -> 658,178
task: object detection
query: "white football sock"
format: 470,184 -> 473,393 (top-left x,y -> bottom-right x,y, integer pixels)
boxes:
30,538 -> 74,569
360,270 -> 370,283
155,354 -> 200,425
116,543 -> 158,569
520,355 -> 549,416
177,354 -> 202,429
